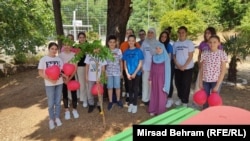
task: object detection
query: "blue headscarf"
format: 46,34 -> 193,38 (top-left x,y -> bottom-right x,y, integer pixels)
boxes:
152,42 -> 171,94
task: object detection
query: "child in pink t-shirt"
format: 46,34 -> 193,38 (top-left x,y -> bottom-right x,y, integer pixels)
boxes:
198,35 -> 228,109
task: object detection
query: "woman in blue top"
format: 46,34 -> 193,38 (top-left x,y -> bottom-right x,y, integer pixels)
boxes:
123,34 -> 144,114
159,31 -> 175,108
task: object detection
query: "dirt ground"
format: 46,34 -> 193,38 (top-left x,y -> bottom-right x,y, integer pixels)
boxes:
0,57 -> 250,141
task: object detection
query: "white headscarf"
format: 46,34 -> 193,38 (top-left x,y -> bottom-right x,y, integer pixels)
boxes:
144,27 -> 160,55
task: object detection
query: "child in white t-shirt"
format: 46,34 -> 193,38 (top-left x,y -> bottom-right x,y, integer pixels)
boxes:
84,54 -> 107,113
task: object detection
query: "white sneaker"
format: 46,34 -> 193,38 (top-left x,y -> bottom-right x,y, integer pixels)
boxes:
49,120 -> 55,130
65,111 -> 71,120
175,99 -> 181,106
182,103 -> 188,107
132,105 -> 137,114
72,110 -> 79,118
82,102 -> 88,108
122,92 -> 126,97
150,113 -> 155,116
55,118 -> 62,126
166,98 -> 174,108
128,104 -> 133,113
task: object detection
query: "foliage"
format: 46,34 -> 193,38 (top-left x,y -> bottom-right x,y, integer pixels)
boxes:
160,9 -> 206,40
14,53 -> 27,65
218,0 -> 248,30
0,0 -> 54,55
86,31 -> 100,42
237,4 -> 250,33
222,32 -> 250,82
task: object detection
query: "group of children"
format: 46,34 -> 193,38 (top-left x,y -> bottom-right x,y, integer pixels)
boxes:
38,26 -> 228,130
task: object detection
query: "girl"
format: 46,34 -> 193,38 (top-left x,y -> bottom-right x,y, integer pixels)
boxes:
38,42 -> 65,130
123,34 -> 144,114
158,31 -> 175,108
195,27 -> 223,91
76,32 -> 88,108
199,35 -> 227,109
106,35 -> 123,111
148,42 -> 171,116
58,43 -> 79,120
173,26 -> 195,107
140,28 -> 159,106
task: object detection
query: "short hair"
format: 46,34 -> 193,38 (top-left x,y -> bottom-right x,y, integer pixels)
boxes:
209,35 -> 220,42
48,42 -> 58,49
107,34 -> 117,41
178,26 -> 188,32
138,29 -> 146,33
127,28 -> 135,35
127,34 -> 136,40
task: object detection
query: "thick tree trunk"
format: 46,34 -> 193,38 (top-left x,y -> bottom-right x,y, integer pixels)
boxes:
106,0 -> 132,46
52,0 -> 64,50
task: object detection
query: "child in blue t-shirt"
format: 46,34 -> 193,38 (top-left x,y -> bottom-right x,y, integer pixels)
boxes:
122,34 -> 144,114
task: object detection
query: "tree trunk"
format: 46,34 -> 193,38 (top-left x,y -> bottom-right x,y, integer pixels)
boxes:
106,0 -> 132,46
52,0 -> 64,50
227,55 -> 237,84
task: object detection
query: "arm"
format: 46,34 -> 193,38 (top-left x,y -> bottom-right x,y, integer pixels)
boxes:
198,62 -> 204,89
38,69 -> 57,84
85,64 -> 89,82
65,63 -> 77,83
173,54 -> 181,69
181,51 -> 194,71
119,59 -> 123,78
131,60 -> 142,79
197,49 -> 202,68
213,61 -> 226,92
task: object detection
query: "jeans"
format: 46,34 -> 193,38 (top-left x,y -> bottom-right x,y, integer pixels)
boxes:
128,75 -> 140,105
203,81 -> 222,109
45,84 -> 63,120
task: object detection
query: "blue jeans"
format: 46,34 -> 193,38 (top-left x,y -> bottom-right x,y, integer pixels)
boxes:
45,84 -> 63,120
107,76 -> 120,89
203,81 -> 221,109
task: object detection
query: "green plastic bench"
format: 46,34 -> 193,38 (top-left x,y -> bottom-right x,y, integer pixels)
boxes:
105,106 -> 200,141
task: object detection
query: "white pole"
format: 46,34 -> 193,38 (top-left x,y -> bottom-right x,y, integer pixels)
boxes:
73,10 -> 77,41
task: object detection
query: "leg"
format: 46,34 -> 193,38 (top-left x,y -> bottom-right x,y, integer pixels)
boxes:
174,69 -> 182,99
62,83 -> 69,109
45,86 -> 56,120
181,68 -> 193,104
54,84 -> 63,119
142,71 -> 150,103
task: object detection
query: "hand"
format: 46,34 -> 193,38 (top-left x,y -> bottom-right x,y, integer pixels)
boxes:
212,86 -> 219,93
199,82 -> 203,90
148,81 -> 152,85
131,73 -> 136,79
127,74 -> 132,80
50,79 -> 57,84
180,66 -> 186,71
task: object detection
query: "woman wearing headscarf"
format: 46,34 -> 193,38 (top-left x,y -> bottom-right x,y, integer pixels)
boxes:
140,28 -> 160,106
148,42 -> 171,116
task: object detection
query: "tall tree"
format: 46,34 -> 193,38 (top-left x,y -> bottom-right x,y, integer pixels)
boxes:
106,0 -> 132,45
52,0 -> 64,49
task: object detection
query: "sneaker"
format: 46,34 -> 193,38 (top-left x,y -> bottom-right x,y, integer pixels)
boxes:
166,98 -> 174,108
132,105 -> 138,114
82,102 -> 88,108
150,113 -> 155,116
182,103 -> 188,107
65,111 -> 71,120
49,120 -> 55,130
175,99 -> 181,106
107,102 -> 113,111
72,110 -> 79,118
122,92 -> 126,97
97,106 -> 101,113
128,104 -> 133,113
117,100 -> 123,108
55,118 -> 62,126
88,105 -> 95,113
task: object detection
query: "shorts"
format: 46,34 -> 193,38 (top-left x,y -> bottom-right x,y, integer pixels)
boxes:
107,76 -> 120,89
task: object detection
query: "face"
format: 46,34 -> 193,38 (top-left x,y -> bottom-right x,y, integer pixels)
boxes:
208,37 -> 220,50
68,35 -> 74,41
78,34 -> 86,43
49,45 -> 58,56
160,33 -> 168,42
155,46 -> 163,54
205,30 -> 212,41
126,29 -> 133,38
147,30 -> 154,39
63,44 -> 71,52
128,36 -> 136,48
138,31 -> 146,40
108,39 -> 116,49
178,29 -> 187,41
